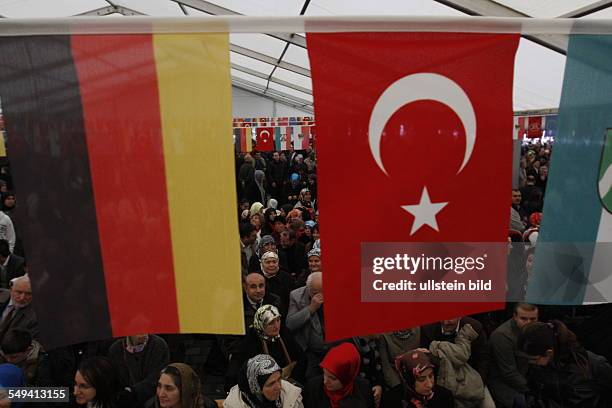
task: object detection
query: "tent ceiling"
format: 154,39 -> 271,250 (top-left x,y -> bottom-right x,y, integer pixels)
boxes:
0,0 -> 611,113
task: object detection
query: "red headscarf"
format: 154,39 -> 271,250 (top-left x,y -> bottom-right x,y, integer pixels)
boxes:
320,343 -> 361,408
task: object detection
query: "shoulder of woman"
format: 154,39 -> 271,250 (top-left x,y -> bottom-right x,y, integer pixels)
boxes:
281,380 -> 303,403
223,385 -> 246,407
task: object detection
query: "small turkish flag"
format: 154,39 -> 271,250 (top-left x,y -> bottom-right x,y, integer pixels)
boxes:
308,32 -> 519,341
255,127 -> 274,151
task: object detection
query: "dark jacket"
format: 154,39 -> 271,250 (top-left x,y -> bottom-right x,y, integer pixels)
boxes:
304,375 -> 375,408
279,242 -> 308,279
487,319 -> 529,408
2,253 -> 25,288
262,271 -> 295,318
0,300 -> 40,342
381,384 -> 454,408
420,316 -> 489,380
225,326 -> 305,390
525,351 -> 612,408
107,335 -> 169,406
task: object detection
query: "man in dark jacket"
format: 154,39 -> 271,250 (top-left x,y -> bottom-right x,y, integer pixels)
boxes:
488,303 -> 538,408
108,334 -> 170,408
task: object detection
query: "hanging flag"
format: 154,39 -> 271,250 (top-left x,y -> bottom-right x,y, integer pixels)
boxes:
544,115 -> 558,137
275,126 -> 291,151
255,127 -> 275,151
308,32 -> 519,341
278,117 -> 289,126
0,34 -> 244,349
289,117 -> 299,125
292,126 -> 309,150
529,35 -> 612,304
527,116 -> 543,138
513,116 -> 526,140
234,128 -> 252,152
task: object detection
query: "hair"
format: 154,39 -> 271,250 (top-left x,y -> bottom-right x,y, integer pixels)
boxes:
239,222 -> 256,239
1,328 -> 32,354
282,229 -> 296,241
274,215 -> 286,225
289,219 -> 305,232
78,357 -> 121,407
160,365 -> 182,395
0,239 -> 10,257
512,188 -> 521,193
519,320 -> 590,376
514,302 -> 538,314
306,272 -> 322,289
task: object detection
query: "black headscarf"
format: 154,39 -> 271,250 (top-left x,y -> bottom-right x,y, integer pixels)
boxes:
237,354 -> 282,408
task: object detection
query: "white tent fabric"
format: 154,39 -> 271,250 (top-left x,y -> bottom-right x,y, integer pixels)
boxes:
0,0 -> 611,114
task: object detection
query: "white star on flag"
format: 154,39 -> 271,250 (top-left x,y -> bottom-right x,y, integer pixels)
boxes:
401,187 -> 448,235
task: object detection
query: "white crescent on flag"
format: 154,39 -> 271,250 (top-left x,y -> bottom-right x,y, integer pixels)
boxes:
368,73 -> 477,177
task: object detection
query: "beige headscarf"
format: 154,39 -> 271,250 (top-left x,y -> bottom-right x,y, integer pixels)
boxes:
156,363 -> 204,408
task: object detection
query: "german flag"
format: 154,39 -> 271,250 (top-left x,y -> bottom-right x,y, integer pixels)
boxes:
0,34 -> 244,349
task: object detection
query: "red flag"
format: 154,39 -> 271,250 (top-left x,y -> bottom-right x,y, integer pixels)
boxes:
308,32 -> 519,341
527,116 -> 543,138
256,127 -> 274,151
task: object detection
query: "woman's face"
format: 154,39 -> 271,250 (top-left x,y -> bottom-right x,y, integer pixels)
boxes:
3,196 -> 15,209
262,371 -> 282,402
414,368 -> 435,397
263,317 -> 281,338
251,214 -> 261,229
74,371 -> 96,405
303,191 -> 312,202
308,256 -> 321,273
312,228 -> 320,241
157,373 -> 181,408
262,258 -> 279,274
323,368 -> 343,392
304,227 -> 312,238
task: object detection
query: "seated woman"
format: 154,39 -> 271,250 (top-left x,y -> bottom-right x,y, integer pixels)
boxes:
74,356 -> 122,407
518,320 -> 612,407
150,363 -> 216,408
226,305 -> 304,389
381,349 -> 454,408
224,354 -> 303,408
303,342 -> 374,408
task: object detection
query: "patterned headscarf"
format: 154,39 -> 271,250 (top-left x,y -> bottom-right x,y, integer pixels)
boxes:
395,349 -> 436,404
253,304 -> 282,341
257,236 -> 277,258
238,354 -> 282,408
307,248 -> 321,259
260,251 -> 279,277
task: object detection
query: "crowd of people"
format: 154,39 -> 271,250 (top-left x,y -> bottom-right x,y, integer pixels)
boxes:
0,140 -> 609,408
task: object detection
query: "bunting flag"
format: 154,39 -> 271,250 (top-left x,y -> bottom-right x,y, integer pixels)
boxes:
0,33 -> 244,349
255,127 -> 274,151
275,126 -> 291,151
513,116 -> 526,140
543,115 -> 558,137
308,32 -> 518,341
292,126 -> 310,150
529,35 -> 612,304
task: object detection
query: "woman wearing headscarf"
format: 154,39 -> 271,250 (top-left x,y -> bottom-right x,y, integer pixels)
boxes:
225,305 -> 304,389
303,342 -> 375,408
248,235 -> 290,275
381,349 -> 454,408
150,363 -> 216,408
224,354 -> 303,408
379,328 -> 421,389
517,321 -> 612,407
246,171 -> 268,207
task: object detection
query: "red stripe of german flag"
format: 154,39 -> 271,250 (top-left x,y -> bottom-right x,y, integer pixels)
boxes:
0,33 -> 244,349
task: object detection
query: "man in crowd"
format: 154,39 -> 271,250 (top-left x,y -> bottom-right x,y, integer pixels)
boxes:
420,315 -> 489,380
108,334 -> 170,407
0,275 -> 38,342
279,229 -> 307,279
510,189 -> 525,232
488,303 -> 539,408
286,272 -> 325,380
239,223 -> 258,275
242,272 -> 281,328
0,328 -> 44,385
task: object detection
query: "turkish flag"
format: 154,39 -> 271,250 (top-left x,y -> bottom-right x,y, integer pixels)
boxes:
256,127 -> 274,151
308,32 -> 519,341
527,116 -> 543,138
